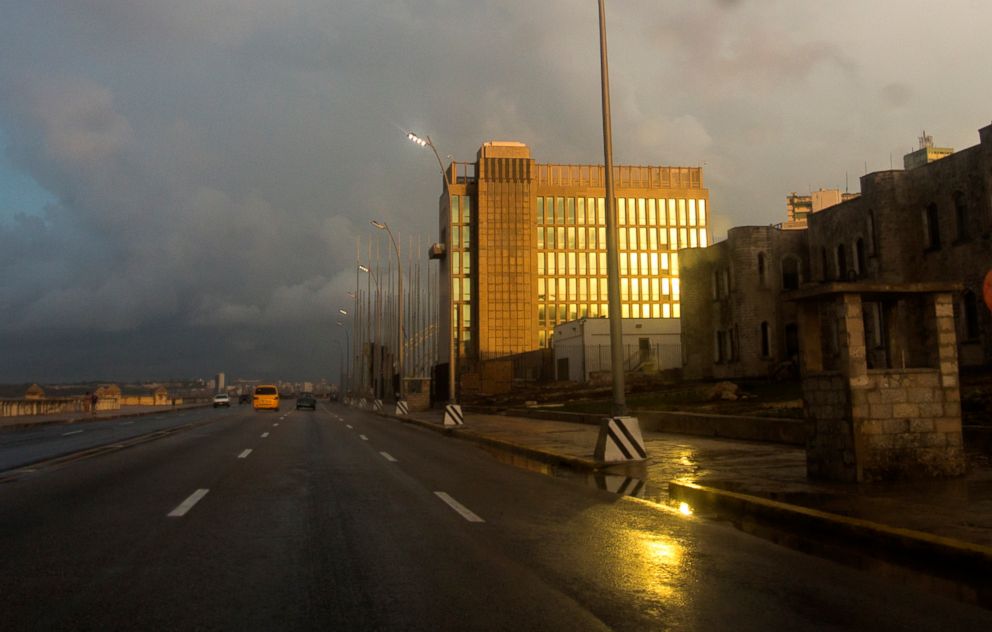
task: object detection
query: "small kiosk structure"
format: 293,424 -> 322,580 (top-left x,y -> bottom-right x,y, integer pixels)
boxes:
787,282 -> 966,482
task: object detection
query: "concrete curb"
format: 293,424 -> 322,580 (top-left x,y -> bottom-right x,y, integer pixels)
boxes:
0,404 -> 213,432
375,410 -> 603,471
669,480 -> 992,606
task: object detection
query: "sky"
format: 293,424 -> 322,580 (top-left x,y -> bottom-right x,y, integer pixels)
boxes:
2,0 -> 991,384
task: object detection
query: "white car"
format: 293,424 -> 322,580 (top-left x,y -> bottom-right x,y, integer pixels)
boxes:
212,393 -> 231,408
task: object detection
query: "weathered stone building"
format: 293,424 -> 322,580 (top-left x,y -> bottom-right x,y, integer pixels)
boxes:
681,226 -> 808,380
682,122 -> 992,379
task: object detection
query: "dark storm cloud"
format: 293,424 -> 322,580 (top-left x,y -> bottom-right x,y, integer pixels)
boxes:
1,1 -> 991,382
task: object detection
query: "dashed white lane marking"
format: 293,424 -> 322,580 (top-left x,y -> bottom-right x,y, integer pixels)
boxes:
380,451 -> 397,462
360,434 -> 369,441
261,432 -> 269,438
434,492 -> 485,523
346,424 -> 353,429
168,489 -> 209,517
62,430 -> 83,436
238,449 -> 253,459
273,423 -> 279,427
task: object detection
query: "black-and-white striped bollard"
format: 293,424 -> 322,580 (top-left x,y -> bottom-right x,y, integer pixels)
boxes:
395,400 -> 409,416
374,399 -> 383,412
594,416 -> 647,463
443,403 -> 464,426
592,473 -> 646,498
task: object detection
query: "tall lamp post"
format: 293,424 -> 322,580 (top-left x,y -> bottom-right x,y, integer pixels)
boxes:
336,310 -> 350,396
371,220 -> 404,402
358,264 -> 383,400
594,0 -> 646,462
407,130 -> 457,405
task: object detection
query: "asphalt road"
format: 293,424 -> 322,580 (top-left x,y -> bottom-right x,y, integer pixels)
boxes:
1,402 -> 990,631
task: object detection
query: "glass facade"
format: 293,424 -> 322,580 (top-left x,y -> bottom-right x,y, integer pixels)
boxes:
450,194 -> 472,349
535,195 -> 706,346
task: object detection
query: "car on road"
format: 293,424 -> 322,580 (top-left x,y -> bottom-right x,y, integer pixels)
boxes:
253,385 -> 280,411
212,393 -> 231,408
296,394 -> 317,410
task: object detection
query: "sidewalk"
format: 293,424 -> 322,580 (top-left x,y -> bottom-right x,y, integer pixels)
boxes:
390,407 -> 992,604
0,403 -> 211,431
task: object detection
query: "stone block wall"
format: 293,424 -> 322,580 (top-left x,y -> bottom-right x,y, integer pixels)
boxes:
803,373 -> 856,481
803,291 -> 965,482
851,369 -> 965,480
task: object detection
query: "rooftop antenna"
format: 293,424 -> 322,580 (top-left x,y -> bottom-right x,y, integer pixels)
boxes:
845,171 -> 849,193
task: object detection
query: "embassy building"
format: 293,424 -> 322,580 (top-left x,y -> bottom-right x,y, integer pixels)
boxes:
435,141 -> 710,385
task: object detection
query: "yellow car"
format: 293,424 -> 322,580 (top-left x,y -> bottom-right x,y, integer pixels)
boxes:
252,385 -> 280,411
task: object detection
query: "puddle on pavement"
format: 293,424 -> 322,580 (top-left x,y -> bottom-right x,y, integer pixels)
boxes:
476,444 -> 671,506
478,443 -> 992,610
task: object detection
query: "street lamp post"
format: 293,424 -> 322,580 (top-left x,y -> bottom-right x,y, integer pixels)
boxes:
594,0 -> 646,462
407,131 -> 457,405
336,317 -> 350,396
371,220 -> 404,402
358,264 -> 383,400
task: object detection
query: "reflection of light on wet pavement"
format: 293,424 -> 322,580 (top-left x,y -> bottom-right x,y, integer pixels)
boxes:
616,529 -> 687,606
679,502 -> 693,516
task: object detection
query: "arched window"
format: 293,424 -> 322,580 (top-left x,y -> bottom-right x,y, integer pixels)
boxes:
855,239 -> 866,276
954,191 -> 968,242
760,321 -> 771,357
963,291 -> 980,340
866,210 -> 878,255
757,252 -> 766,287
836,244 -> 847,280
782,256 -> 800,290
924,203 -> 941,249
785,323 -> 799,360
821,247 -> 830,281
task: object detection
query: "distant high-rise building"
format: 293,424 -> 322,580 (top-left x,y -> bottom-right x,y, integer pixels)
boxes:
903,133 -> 954,170
216,372 -> 225,392
436,140 -> 710,372
783,189 -> 859,230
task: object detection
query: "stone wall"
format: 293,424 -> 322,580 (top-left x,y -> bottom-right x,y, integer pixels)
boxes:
801,290 -> 965,482
851,369 -> 965,480
681,226 -> 807,380
808,123 -> 992,366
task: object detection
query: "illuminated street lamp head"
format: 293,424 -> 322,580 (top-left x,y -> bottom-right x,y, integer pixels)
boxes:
370,220 -> 386,230
406,131 -> 428,147
338,308 -> 348,316
358,264 -> 369,273
335,321 -> 344,327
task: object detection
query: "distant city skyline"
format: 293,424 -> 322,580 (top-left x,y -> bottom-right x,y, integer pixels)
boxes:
2,2 -> 991,382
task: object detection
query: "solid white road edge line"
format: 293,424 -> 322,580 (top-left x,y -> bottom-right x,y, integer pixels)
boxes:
238,449 -> 253,459
168,489 -> 209,517
380,451 -> 398,462
434,492 -> 485,523
62,430 -> 83,436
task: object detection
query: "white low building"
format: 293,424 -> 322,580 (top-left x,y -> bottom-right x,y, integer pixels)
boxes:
552,318 -> 682,382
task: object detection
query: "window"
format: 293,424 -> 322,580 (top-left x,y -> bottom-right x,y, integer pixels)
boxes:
855,239 -> 865,276
954,191 -> 968,242
836,244 -> 847,280
757,252 -> 766,287
782,256 -> 800,290
866,210 -> 878,256
963,291 -> 980,340
760,322 -> 771,357
821,248 -> 830,281
924,203 -> 941,250
785,324 -> 799,359
715,330 -> 727,363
